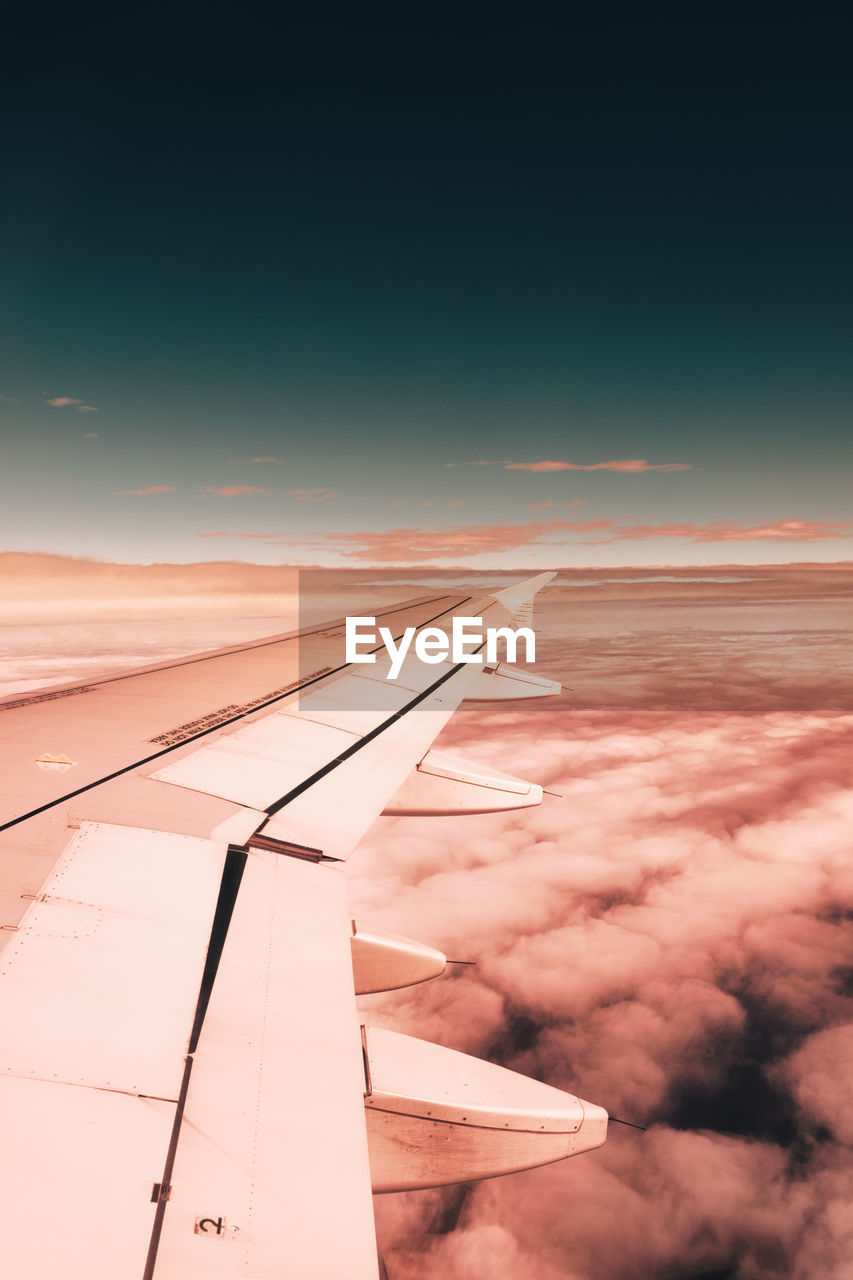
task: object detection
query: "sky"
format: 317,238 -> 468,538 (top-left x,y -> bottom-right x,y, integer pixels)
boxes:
1,11 -> 851,568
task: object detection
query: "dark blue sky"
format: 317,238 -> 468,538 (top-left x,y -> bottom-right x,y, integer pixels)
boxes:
2,12 -> 851,565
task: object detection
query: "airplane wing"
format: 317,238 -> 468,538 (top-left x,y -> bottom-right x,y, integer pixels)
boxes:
0,574 -> 607,1279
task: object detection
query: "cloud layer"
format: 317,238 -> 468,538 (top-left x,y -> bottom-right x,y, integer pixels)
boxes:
0,552 -> 300,624
356,701 -> 853,1278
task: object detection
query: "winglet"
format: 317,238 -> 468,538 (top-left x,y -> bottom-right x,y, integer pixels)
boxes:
490,571 -> 557,619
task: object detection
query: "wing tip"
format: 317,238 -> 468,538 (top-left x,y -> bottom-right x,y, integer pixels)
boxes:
490,570 -> 558,608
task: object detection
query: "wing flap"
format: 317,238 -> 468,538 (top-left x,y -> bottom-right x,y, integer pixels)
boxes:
259,700 -> 455,859
149,714 -> 359,812
0,821 -> 233,1276
148,661 -> 473,861
153,852 -> 379,1279
0,821 -> 227,1095
0,1079 -> 175,1279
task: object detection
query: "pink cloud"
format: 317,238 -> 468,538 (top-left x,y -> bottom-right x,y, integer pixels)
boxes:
780,1024 -> 853,1145
45,396 -> 99,412
200,485 -> 271,498
528,500 -> 587,511
197,530 -> 280,538
309,519 -> 612,561
447,458 -> 692,472
81,432 -> 99,439
444,460 -> 500,467
194,515 -> 852,562
116,485 -> 177,495
513,458 -> 691,472
335,515 -> 847,558
356,700 -> 853,1278
194,518 -> 601,559
287,488 -> 335,502
252,456 -> 283,463
445,501 -> 465,508
600,519 -> 853,544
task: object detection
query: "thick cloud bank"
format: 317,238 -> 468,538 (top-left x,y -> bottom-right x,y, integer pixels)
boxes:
354,707 -> 853,1279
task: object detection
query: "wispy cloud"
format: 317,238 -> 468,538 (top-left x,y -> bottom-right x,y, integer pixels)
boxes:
286,488 -> 335,502
197,531 -> 280,539
444,500 -> 465,507
81,432 -> 99,439
117,485 -> 178,496
598,519 -> 853,544
46,396 -> 99,412
528,499 -> 587,511
200,485 -> 271,498
202,519 -> 610,560
0,392 -> 21,405
447,458 -> 691,472
252,456 -> 283,463
320,520 -> 610,560
196,515 -> 853,562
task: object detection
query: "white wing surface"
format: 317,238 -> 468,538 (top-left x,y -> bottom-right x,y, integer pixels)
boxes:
0,575 -> 607,1278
